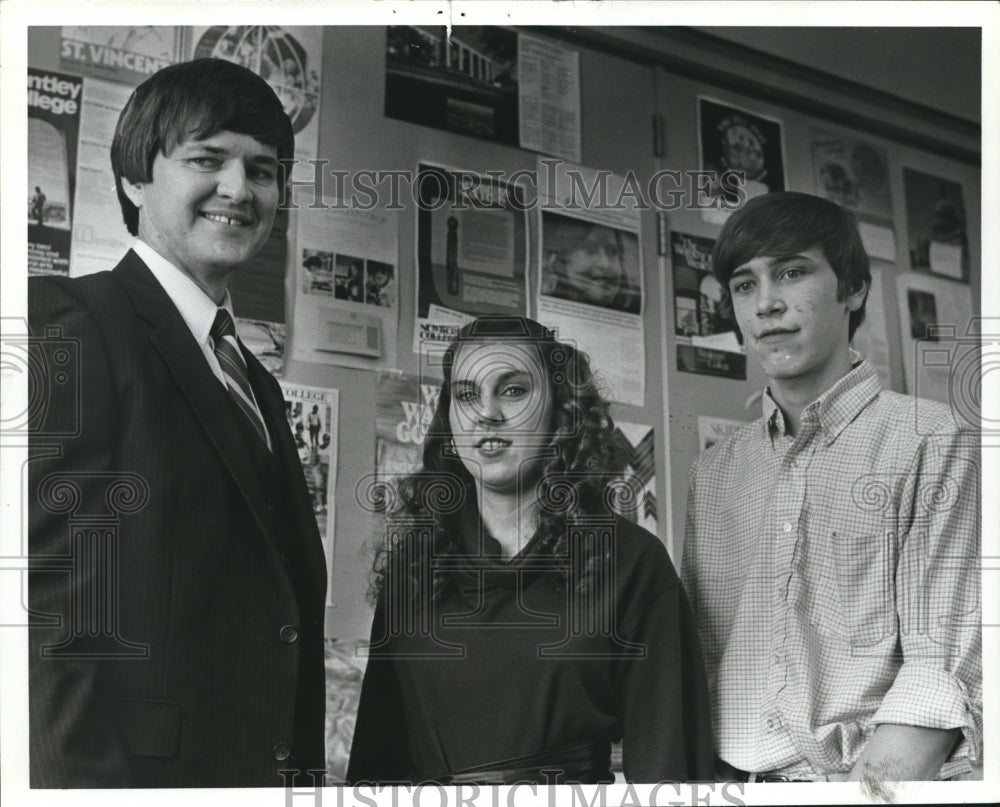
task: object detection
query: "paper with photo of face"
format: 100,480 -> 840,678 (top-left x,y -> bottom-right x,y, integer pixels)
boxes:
810,130 -> 896,261
534,160 -> 646,407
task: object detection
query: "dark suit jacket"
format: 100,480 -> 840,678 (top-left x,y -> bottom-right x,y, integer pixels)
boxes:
27,251 -> 328,787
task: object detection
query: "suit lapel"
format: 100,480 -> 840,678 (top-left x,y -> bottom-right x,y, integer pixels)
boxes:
112,252 -> 277,546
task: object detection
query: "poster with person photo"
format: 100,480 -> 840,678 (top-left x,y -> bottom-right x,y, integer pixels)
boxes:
904,167 -> 970,282
540,212 -> 642,316
28,67 -> 82,276
810,130 -> 896,261
293,195 -> 400,369
670,230 -> 746,379
280,382 -> 339,606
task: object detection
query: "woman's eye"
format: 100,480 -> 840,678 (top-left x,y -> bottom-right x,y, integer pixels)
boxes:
731,280 -> 753,294
500,384 -> 527,398
455,390 -> 479,403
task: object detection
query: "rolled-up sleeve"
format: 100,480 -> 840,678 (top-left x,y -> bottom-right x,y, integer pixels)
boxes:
874,428 -> 982,768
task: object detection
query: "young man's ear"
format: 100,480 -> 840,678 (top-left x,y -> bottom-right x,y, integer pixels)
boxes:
846,279 -> 869,312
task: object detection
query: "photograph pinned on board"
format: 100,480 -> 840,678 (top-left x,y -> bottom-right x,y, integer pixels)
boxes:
365,261 -> 395,307
334,254 -> 365,303
302,249 -> 334,295
539,212 -> 641,315
904,168 -> 970,282
670,231 -> 746,380
385,26 -> 518,145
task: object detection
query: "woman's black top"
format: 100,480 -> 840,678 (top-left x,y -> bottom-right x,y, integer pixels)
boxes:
346,511 -> 714,784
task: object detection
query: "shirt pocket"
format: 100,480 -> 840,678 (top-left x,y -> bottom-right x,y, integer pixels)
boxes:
831,529 -> 898,648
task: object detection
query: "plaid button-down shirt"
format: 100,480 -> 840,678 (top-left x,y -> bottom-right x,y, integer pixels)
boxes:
681,361 -> 982,779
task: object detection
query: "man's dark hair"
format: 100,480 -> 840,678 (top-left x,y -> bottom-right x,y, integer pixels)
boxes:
110,58 -> 294,235
711,191 -> 871,339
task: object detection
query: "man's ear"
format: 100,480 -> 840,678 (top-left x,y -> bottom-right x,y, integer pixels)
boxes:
121,178 -> 144,210
846,278 -> 869,312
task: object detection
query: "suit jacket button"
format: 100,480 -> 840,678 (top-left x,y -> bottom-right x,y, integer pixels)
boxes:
266,498 -> 276,512
279,625 -> 299,643
273,742 -> 291,761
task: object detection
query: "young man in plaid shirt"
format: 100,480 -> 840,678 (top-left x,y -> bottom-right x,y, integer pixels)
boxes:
681,192 -> 982,783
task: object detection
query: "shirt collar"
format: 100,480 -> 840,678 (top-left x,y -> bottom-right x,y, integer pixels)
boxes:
133,240 -> 235,346
762,358 -> 881,445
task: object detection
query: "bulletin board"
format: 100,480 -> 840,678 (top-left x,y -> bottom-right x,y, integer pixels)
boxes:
23,25 -> 982,643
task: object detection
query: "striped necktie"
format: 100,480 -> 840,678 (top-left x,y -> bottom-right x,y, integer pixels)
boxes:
210,308 -> 271,451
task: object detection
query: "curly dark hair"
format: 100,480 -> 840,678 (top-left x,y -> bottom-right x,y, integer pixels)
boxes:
370,316 -> 627,605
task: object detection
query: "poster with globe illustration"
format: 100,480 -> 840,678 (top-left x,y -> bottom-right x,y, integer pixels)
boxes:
698,96 -> 785,225
190,25 -> 321,176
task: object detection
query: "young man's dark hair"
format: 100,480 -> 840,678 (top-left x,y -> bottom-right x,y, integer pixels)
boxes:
110,57 -> 294,236
711,191 -> 872,339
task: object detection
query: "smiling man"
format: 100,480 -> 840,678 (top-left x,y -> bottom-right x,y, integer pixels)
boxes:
681,192 -> 982,784
28,59 -> 327,787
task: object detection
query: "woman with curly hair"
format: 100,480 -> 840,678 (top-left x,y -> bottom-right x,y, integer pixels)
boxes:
347,316 -> 713,784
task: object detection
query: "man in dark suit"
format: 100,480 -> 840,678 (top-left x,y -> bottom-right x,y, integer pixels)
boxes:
28,58 -> 327,788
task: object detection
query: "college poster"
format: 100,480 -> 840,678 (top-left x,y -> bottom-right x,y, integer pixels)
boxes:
810,130 -> 896,261
698,96 -> 785,224
28,68 -> 82,276
375,370 -> 443,504
60,25 -> 186,85
385,26 -> 518,146
280,382 -> 339,605
670,231 -> 746,380
903,167 -> 970,282
69,76 -> 134,278
414,162 -> 529,353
